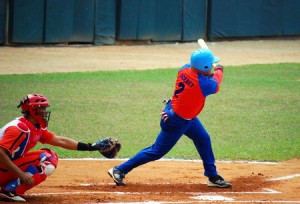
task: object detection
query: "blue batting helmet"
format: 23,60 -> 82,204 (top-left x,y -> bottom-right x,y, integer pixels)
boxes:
190,48 -> 220,72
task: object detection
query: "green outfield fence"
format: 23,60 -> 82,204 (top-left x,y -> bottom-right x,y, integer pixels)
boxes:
0,0 -> 299,45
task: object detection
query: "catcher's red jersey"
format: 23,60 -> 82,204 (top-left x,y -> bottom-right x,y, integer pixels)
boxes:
0,117 -> 55,161
171,65 -> 223,119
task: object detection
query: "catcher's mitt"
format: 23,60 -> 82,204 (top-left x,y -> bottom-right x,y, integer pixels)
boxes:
97,138 -> 121,159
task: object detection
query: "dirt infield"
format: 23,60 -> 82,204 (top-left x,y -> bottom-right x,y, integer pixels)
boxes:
0,38 -> 300,74
1,39 -> 300,203
26,159 -> 300,203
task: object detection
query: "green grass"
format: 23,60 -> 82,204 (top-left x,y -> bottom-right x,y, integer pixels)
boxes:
0,63 -> 299,161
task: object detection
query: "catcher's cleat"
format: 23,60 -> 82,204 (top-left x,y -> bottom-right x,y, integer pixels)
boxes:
108,167 -> 126,186
207,175 -> 232,188
0,190 -> 26,202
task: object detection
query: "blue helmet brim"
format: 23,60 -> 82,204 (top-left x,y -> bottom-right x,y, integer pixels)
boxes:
213,56 -> 220,63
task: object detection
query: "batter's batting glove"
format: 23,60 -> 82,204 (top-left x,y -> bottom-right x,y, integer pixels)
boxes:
213,64 -> 224,71
160,110 -> 169,122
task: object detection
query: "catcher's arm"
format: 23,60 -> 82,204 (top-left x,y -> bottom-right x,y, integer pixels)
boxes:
77,138 -> 121,159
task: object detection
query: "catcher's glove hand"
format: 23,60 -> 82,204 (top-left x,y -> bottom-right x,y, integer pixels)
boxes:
94,138 -> 121,159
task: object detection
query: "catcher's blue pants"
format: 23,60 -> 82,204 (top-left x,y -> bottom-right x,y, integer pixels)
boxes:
116,103 -> 218,178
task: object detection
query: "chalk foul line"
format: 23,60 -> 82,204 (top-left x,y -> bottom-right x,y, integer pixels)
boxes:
268,174 -> 300,181
29,187 -> 281,196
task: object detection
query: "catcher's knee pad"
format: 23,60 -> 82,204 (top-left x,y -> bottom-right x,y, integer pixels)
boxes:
39,149 -> 58,176
41,161 -> 56,176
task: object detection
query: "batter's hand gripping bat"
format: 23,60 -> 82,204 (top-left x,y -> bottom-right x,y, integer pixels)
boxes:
197,38 -> 220,69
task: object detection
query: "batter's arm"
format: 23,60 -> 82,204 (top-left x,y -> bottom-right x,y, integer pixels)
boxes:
212,64 -> 224,93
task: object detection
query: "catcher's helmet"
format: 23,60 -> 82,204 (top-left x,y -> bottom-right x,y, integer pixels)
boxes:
17,94 -> 51,128
190,48 -> 220,72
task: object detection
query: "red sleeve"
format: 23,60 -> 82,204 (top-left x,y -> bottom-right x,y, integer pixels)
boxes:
40,129 -> 55,144
212,68 -> 223,93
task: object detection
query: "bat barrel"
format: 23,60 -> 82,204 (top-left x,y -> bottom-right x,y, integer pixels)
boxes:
197,39 -> 208,49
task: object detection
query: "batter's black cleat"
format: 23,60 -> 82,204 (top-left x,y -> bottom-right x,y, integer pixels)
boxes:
108,167 -> 126,186
0,190 -> 26,202
208,175 -> 232,188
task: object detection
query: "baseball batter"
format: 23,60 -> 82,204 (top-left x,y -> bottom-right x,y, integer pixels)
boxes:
109,48 -> 232,188
0,94 -> 120,202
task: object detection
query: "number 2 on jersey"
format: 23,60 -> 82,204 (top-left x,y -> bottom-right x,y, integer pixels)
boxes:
174,82 -> 185,98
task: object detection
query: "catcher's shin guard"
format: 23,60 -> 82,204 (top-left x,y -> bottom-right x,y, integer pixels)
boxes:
5,165 -> 39,192
5,149 -> 58,195
4,164 -> 47,195
15,172 -> 47,195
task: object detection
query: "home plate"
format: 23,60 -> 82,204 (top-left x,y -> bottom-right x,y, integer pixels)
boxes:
191,195 -> 234,201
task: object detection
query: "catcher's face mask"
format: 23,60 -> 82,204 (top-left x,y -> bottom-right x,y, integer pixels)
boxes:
18,94 -> 51,128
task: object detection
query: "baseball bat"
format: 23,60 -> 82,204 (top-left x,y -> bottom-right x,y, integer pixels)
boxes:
197,38 -> 208,49
198,38 -> 220,69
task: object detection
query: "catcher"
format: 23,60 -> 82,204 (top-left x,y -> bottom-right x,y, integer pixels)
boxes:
0,94 -> 121,202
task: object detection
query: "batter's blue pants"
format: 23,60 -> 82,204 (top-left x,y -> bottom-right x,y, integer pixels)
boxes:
116,103 -> 218,178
